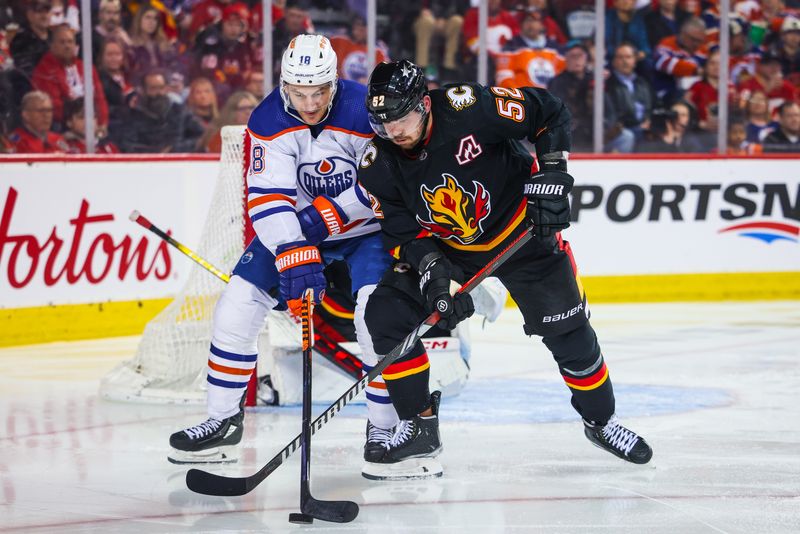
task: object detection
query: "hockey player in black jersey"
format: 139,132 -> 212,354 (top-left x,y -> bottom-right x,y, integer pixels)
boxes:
357,60 -> 652,478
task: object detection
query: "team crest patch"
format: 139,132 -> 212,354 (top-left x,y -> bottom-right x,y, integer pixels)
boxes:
417,174 -> 491,245
297,157 -> 357,197
446,85 -> 476,111
241,251 -> 254,264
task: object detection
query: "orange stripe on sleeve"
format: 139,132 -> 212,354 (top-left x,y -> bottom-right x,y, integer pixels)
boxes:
247,194 -> 296,210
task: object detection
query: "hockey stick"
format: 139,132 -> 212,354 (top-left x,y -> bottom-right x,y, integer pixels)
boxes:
289,289 -> 359,524
128,210 -> 361,376
186,224 -> 536,497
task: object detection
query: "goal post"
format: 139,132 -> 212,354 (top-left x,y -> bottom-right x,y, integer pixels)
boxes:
100,125 -> 256,404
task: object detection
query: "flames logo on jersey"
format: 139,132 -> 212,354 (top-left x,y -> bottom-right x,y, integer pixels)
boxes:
417,174 -> 490,245
446,85 -> 477,111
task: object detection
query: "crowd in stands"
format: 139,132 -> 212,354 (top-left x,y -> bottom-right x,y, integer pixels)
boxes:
0,0 -> 798,154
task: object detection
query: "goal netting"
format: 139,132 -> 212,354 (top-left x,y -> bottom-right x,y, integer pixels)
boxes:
100,125 -> 258,404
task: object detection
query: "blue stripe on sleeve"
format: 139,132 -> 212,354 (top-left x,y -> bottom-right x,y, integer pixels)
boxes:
354,183 -> 372,207
248,187 -> 297,196
250,205 -> 295,223
210,343 -> 257,362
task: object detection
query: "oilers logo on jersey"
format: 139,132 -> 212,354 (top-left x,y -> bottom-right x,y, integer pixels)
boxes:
297,157 -> 358,198
416,174 -> 491,245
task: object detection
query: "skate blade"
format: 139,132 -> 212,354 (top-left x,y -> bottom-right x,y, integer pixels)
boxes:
167,447 -> 238,465
361,457 -> 443,481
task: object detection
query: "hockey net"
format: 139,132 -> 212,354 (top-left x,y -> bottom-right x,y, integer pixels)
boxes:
100,125 -> 258,404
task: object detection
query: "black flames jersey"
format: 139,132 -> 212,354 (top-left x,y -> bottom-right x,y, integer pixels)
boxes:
357,82 -> 571,260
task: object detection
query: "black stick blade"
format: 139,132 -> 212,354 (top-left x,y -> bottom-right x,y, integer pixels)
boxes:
185,468 -> 249,496
303,497 -> 359,523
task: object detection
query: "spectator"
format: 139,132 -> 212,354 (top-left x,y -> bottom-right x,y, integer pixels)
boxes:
128,3 -> 181,84
193,2 -> 252,103
188,0 -> 235,41
8,90 -> 68,153
122,70 -> 203,153
637,100 -> 706,152
762,100 -> 800,151
463,0 -> 520,55
186,76 -> 218,129
49,0 -> 79,31
643,0 -> 691,50
62,98 -> 119,154
726,113 -> 762,154
605,0 -> 651,60
9,0 -> 52,77
93,0 -> 132,53
653,16 -> 708,102
32,24 -> 109,131
330,16 -> 389,84
766,16 -> 800,82
515,0 -> 567,45
687,49 -> 735,132
97,38 -> 133,145
412,0 -> 468,81
605,42 -> 654,152
197,89 -> 256,153
547,41 -> 592,150
503,9 -> 559,51
737,52 -> 798,114
743,90 -> 777,142
495,44 -> 565,89
243,70 -> 265,100
729,18 -> 759,85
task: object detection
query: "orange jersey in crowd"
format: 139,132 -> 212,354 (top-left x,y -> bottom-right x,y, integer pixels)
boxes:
494,48 -> 565,89
329,36 -> 388,85
654,35 -> 708,77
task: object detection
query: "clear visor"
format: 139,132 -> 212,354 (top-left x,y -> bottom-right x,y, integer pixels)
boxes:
368,101 -> 426,142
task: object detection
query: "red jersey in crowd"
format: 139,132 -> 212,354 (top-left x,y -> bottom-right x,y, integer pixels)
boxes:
463,7 -> 520,54
31,52 -> 109,127
737,76 -> 798,114
687,79 -> 735,121
9,127 -> 69,154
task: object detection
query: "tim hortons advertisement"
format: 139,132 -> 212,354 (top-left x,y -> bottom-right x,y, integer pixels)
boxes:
567,158 -> 799,275
1,160 -> 216,307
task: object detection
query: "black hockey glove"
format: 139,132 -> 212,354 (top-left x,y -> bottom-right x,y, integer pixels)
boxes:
418,252 -> 474,331
524,169 -> 574,238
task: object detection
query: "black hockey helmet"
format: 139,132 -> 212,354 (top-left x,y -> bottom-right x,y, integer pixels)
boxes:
366,60 -> 427,128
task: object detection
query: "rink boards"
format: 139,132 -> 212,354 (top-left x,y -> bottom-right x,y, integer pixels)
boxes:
1,154 -> 798,346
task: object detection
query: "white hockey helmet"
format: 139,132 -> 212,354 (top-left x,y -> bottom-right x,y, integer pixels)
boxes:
280,34 -> 338,123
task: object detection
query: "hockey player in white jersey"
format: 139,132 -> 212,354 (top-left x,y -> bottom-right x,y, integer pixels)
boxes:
168,34 -> 400,465
168,35 -> 508,474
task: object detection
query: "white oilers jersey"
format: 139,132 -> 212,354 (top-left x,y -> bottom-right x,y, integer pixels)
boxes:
245,79 -> 378,253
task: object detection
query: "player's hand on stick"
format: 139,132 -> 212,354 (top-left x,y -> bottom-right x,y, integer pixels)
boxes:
297,195 -> 349,246
275,241 -> 326,316
419,252 -> 474,330
523,169 -> 574,237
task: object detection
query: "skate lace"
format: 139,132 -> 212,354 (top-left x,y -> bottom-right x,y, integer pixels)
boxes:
602,416 -> 639,455
367,423 -> 395,444
388,420 -> 417,448
185,418 -> 223,439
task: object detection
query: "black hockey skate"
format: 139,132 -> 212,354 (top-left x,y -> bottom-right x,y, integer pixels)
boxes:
168,411 -> 244,464
364,421 -> 395,463
362,391 -> 443,480
583,415 -> 653,464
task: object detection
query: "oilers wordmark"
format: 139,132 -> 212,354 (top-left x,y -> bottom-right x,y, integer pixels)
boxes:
297,157 -> 356,198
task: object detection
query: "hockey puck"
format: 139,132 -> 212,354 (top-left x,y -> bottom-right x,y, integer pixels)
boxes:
288,512 -> 314,524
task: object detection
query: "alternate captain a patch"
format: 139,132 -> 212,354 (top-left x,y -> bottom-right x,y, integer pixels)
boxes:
416,174 -> 491,245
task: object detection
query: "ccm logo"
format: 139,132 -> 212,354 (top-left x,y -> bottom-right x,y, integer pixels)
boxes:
525,183 -> 564,196
276,247 -> 320,271
542,302 -> 584,323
